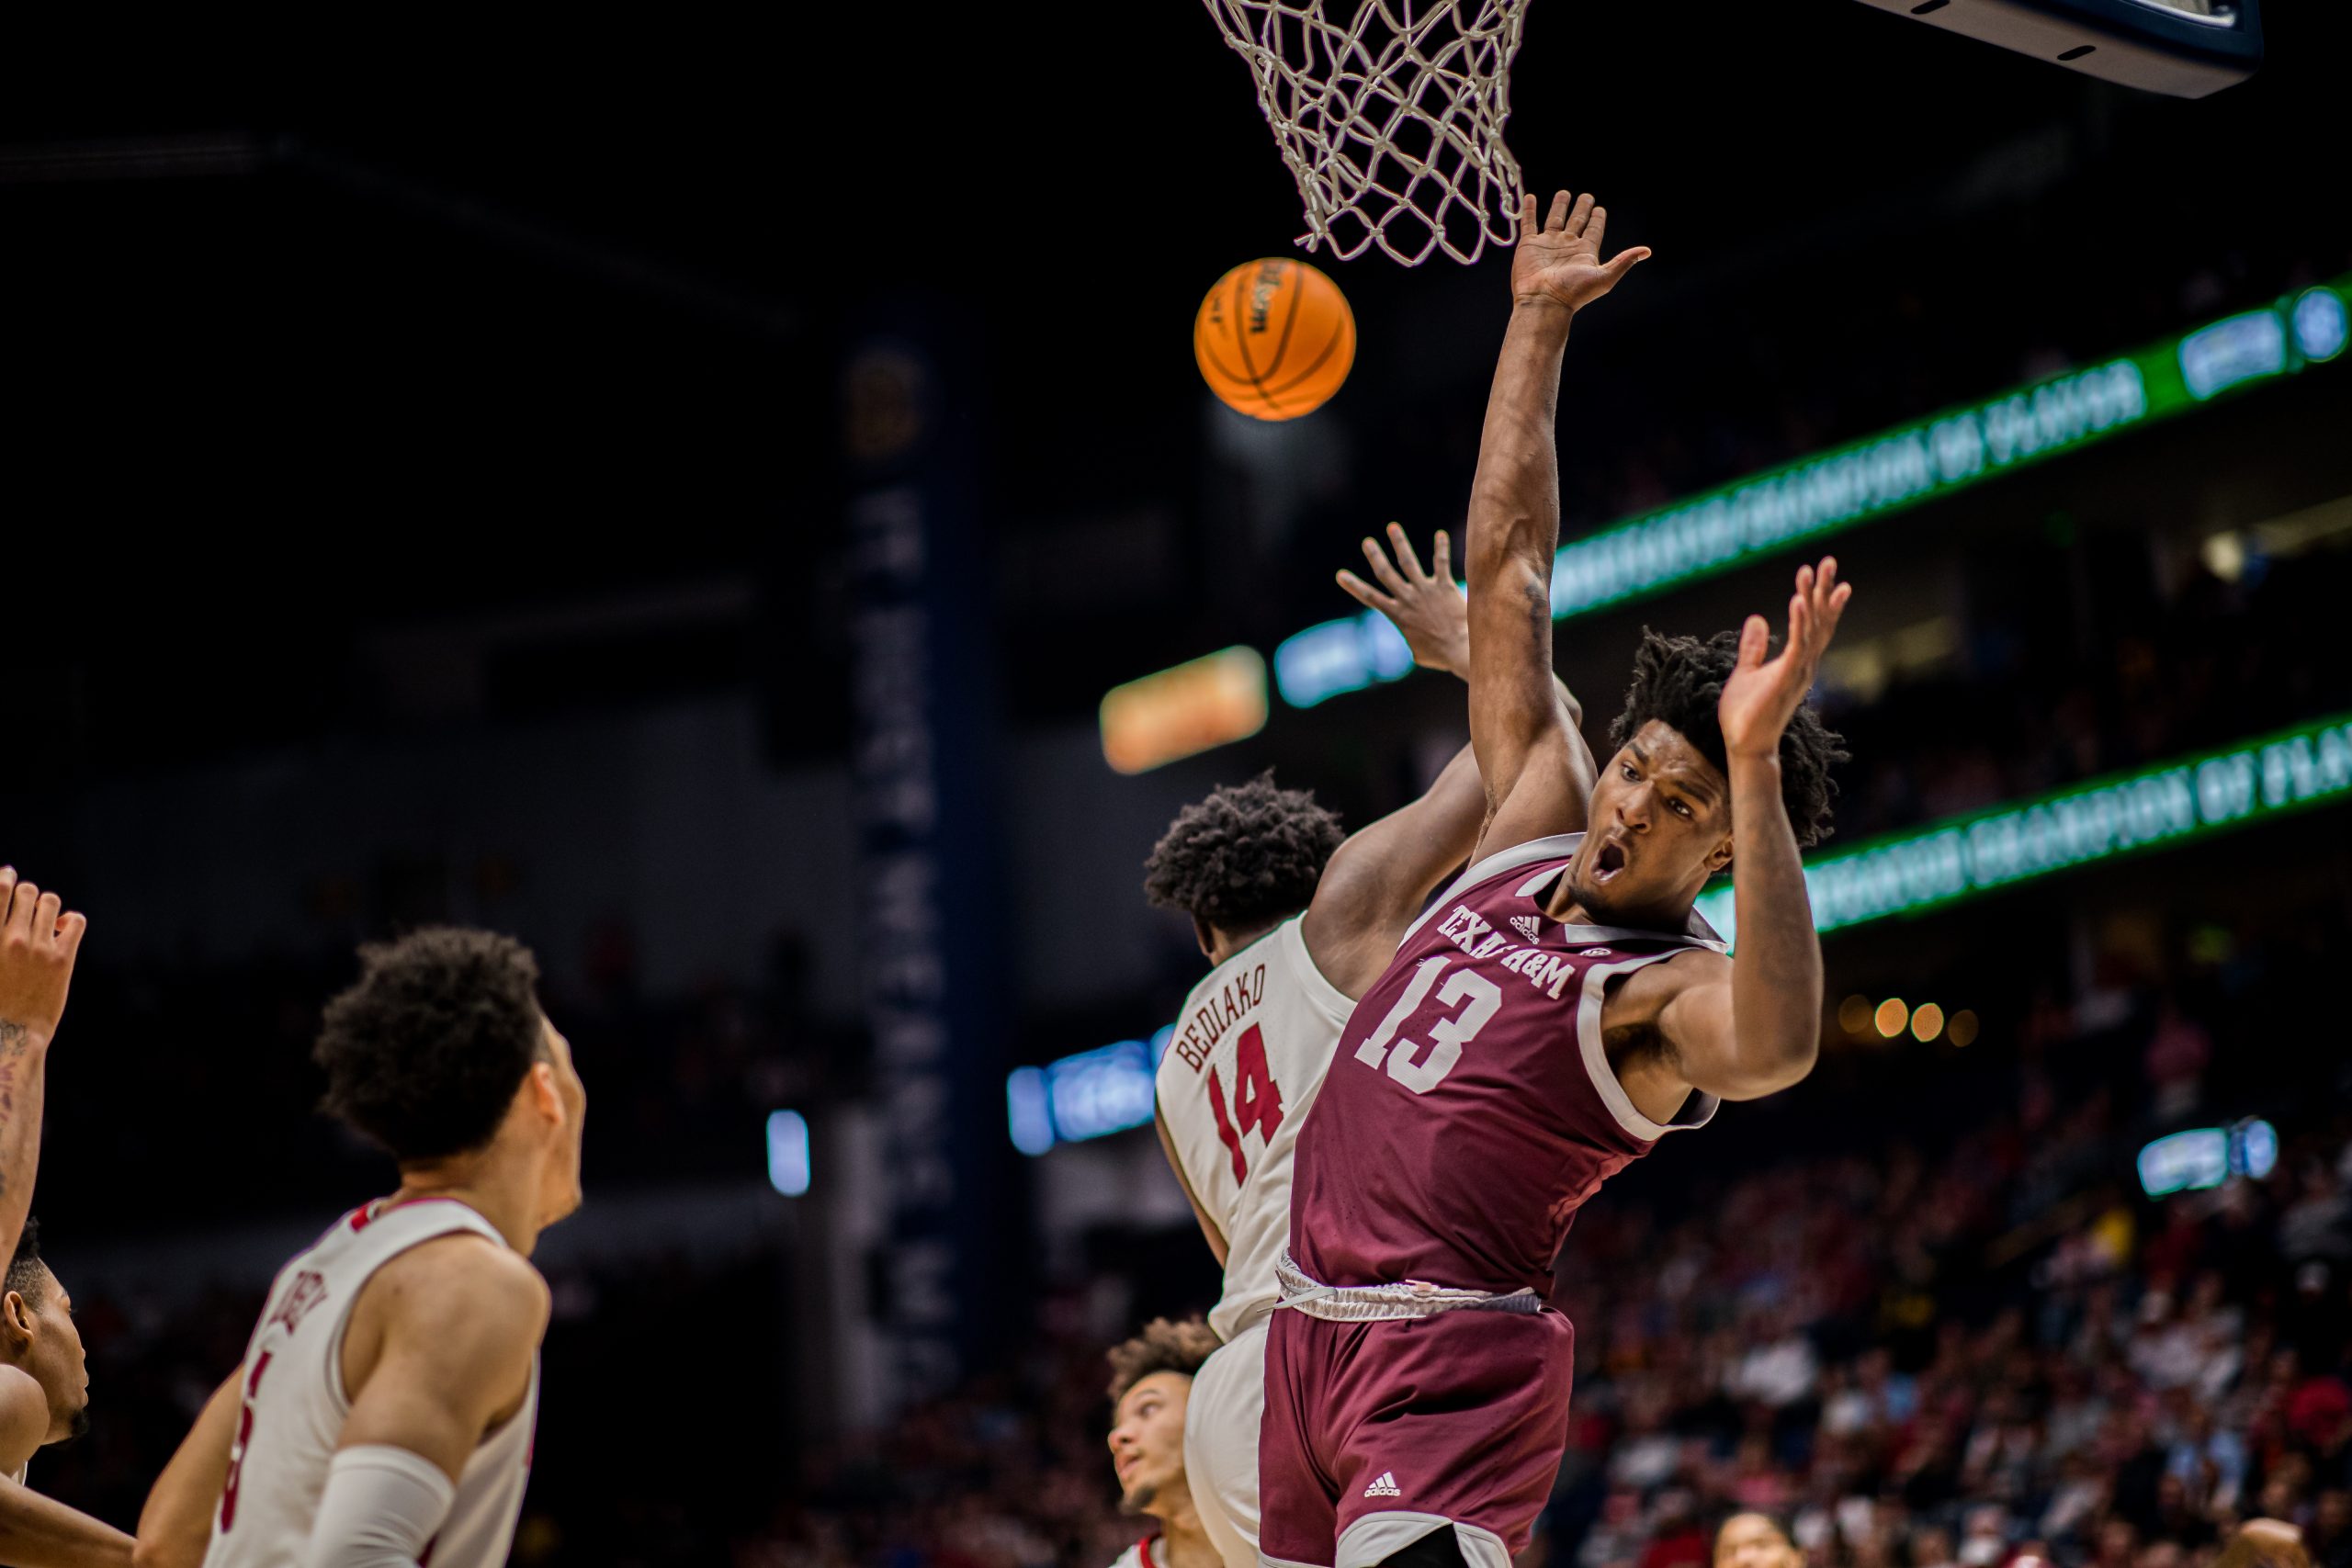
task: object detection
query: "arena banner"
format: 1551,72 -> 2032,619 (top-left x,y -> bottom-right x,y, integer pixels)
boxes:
1247,272 -> 2351,710
1695,708 -> 2352,944
843,316 -> 1012,1408
1013,705 -> 2352,1150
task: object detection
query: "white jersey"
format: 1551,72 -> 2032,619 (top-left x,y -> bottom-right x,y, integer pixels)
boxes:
1109,1536 -> 1166,1568
202,1197 -> 538,1568
1157,915 -> 1354,1341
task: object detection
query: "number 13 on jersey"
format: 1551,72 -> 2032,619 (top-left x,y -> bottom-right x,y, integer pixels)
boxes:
1354,954 -> 1500,1094
1206,1024 -> 1285,1181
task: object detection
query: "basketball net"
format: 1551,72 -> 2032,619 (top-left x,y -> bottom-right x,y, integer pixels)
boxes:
1203,0 -> 1531,267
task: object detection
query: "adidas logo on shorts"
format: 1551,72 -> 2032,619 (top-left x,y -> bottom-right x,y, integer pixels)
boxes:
1363,1472 -> 1403,1499
1510,915 -> 1544,944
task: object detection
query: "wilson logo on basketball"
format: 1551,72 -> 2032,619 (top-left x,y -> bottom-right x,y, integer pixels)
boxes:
1193,258 -> 1358,423
1249,263 -> 1284,331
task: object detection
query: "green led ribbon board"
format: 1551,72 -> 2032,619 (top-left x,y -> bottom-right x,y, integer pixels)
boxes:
1196,276 -> 2349,714
1693,710 -> 2352,945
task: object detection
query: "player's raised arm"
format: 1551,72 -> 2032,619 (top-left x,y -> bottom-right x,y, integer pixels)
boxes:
133,1371 -> 240,1568
305,1237 -> 548,1568
1464,192 -> 1646,856
1645,560 -> 1852,1100
0,871 -> 87,1271
1313,523 -> 1593,996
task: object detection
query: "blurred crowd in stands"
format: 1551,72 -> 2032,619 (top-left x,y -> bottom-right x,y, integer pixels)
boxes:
1827,534 -> 2352,844
703,902 -> 2352,1568
26,523 -> 2352,1567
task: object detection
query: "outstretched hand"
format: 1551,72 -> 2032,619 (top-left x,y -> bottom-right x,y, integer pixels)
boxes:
1338,524 -> 1468,675
1511,190 -> 1650,313
0,868 -> 86,1051
1718,558 -> 1852,760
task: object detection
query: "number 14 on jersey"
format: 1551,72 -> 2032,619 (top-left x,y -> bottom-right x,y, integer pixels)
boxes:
1206,1024 -> 1285,1181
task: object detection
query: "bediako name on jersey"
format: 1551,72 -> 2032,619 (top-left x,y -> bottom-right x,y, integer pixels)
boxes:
1171,963 -> 1267,1073
1433,904 -> 1582,1000
266,1269 -> 329,1337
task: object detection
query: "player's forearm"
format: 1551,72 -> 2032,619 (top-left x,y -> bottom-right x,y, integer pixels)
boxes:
1465,300 -> 1574,581
0,1479 -> 136,1568
1464,303 -> 1578,795
134,1373 -> 237,1568
1724,751 -> 1823,1089
0,1028 -> 49,1269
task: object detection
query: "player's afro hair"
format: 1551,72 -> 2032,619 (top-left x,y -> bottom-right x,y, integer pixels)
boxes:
1609,628 -> 1848,850
1105,1316 -> 1222,1404
1142,772 -> 1345,936
314,927 -> 548,1164
6,1217 -> 48,1308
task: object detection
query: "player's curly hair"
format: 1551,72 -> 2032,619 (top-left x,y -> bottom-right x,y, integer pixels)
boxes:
6,1217 -> 49,1307
314,927 -> 549,1164
1142,772 -> 1345,936
1609,628 -> 1848,850
1106,1316 -> 1222,1404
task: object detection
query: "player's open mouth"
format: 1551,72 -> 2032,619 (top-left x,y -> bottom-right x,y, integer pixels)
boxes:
1593,841 -> 1627,883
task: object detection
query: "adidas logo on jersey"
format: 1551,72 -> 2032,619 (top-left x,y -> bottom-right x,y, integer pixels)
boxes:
1363,1472 -> 1403,1498
1510,915 -> 1544,944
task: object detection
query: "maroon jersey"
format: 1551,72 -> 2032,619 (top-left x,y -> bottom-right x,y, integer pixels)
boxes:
1288,833 -> 1722,1299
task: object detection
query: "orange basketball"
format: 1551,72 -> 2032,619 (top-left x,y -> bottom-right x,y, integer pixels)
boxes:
1194,258 -> 1356,421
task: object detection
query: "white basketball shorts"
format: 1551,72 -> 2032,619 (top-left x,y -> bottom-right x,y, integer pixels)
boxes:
1185,1315 -> 1268,1568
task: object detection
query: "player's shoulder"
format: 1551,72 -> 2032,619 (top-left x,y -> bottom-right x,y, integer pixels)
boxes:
1176,917 -> 1309,1016
0,1362 -> 46,1472
371,1230 -> 551,1335
1456,832 -> 1585,905
1608,942 -> 1730,1011
1398,832 -> 1580,948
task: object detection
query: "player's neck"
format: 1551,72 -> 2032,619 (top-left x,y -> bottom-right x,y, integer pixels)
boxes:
387,1154 -> 546,1257
1145,1491 -> 1220,1568
1545,886 -> 1694,934
1204,919 -> 1278,966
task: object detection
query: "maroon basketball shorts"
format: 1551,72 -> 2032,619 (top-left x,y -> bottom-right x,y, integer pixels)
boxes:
1257,1303 -> 1576,1568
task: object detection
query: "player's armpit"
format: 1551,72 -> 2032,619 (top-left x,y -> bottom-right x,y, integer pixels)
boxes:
1470,735 -> 1592,867
335,1237 -> 549,1484
134,1370 -> 239,1568
1155,1105 -> 1228,1268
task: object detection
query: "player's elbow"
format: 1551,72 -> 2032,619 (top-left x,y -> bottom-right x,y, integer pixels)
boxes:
1308,832 -> 1409,933
132,1534 -> 192,1568
1715,1036 -> 1819,1102
1465,491 -> 1543,556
